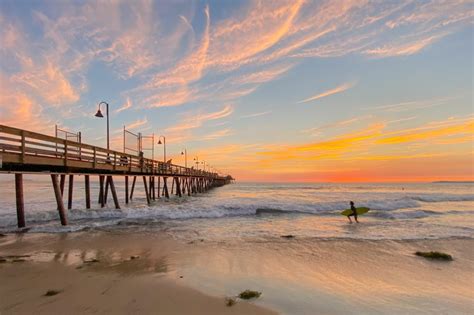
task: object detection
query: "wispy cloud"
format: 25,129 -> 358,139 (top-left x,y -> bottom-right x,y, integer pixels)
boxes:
201,129 -> 233,141
365,96 -> 456,112
115,97 -> 132,113
125,118 -> 148,130
297,82 -> 355,104
240,111 -> 272,119
164,105 -> 234,142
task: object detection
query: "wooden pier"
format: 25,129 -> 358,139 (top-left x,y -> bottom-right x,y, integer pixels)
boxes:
0,124 -> 233,228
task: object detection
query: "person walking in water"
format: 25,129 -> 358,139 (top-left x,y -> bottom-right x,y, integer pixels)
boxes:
348,201 -> 359,223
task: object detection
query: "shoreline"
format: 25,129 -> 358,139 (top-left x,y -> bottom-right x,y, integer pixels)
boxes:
1,231 -> 473,314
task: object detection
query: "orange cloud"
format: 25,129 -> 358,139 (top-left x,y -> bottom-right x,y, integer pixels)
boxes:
378,120 -> 474,144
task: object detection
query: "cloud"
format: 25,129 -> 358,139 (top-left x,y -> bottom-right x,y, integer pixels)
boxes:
297,82 -> 355,104
125,118 -> 148,130
164,105 -> 234,142
365,96 -> 456,112
201,129 -> 233,141
115,97 -> 133,113
364,34 -> 444,57
240,111 -> 272,119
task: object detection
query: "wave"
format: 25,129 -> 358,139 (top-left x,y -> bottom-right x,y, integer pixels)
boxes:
0,191 -> 473,230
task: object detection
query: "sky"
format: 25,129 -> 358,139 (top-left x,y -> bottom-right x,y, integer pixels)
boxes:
0,0 -> 473,182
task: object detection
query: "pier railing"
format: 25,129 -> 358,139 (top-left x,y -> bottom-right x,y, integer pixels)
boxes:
0,124 -> 216,178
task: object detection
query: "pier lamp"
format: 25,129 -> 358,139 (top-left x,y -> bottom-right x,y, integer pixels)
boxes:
193,157 -> 199,170
181,149 -> 187,168
157,136 -> 166,163
94,101 -> 110,151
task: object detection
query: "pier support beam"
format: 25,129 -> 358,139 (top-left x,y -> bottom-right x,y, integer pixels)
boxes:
143,176 -> 151,205
85,175 -> 91,209
67,174 -> 74,210
163,177 -> 170,199
108,176 -> 120,209
99,175 -> 105,208
104,177 -> 109,204
60,174 -> 66,197
130,176 -> 137,200
51,174 -> 67,226
15,173 -> 26,228
125,176 -> 129,204
175,177 -> 182,197
157,177 -> 161,198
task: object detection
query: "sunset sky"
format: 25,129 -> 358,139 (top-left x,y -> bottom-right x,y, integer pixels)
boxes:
1,0 -> 473,182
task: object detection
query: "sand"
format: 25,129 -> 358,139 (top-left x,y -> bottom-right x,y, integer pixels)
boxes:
1,231 -> 473,314
0,232 -> 276,315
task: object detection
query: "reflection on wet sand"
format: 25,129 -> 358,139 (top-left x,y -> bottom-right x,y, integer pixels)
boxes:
0,248 -> 170,276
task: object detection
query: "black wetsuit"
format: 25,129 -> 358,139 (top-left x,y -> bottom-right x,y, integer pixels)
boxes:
348,204 -> 358,221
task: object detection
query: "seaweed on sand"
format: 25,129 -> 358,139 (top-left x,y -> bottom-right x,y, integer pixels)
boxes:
44,290 -> 61,297
225,297 -> 236,306
415,251 -> 453,261
238,290 -> 262,299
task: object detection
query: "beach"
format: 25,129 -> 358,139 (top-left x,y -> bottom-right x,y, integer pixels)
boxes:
1,231 -> 473,314
1,180 -> 473,314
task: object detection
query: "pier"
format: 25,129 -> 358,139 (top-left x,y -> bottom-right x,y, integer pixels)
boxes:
0,124 -> 233,228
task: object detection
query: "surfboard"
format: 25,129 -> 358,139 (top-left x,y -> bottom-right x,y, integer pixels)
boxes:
340,207 -> 370,216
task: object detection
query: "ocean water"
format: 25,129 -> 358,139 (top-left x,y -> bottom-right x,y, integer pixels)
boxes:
0,176 -> 473,240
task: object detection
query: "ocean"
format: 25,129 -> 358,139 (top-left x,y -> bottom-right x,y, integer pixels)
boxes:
1,176 -> 473,241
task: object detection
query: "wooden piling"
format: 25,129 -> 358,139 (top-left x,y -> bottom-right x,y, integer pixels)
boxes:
143,176 -> 151,205
104,176 -> 109,204
85,175 -> 91,209
157,177 -> 161,198
130,176 -> 137,200
175,177 -> 182,197
51,174 -> 67,225
108,176 -> 120,209
163,177 -> 170,199
171,178 -> 175,194
98,175 -> 103,204
152,177 -> 156,200
60,174 -> 66,196
67,174 -> 74,210
125,176 -> 129,204
99,175 -> 105,208
15,173 -> 26,228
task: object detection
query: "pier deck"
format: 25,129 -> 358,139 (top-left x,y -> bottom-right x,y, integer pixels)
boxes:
0,124 -> 233,228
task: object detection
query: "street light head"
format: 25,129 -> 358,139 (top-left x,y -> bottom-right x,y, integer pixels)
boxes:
94,109 -> 104,118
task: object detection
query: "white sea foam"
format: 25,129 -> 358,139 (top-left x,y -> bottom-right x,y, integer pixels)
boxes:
0,181 -> 473,239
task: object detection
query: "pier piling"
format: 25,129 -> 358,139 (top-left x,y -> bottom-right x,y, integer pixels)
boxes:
51,174 -> 68,226
15,173 -> 26,228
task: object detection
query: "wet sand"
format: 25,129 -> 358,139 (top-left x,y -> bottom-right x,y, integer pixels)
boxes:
1,232 -> 473,314
0,232 -> 276,315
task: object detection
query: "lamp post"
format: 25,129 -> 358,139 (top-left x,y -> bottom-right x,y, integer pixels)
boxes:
181,149 -> 187,168
201,161 -> 206,172
94,101 -> 110,151
157,136 -> 166,163
193,157 -> 199,170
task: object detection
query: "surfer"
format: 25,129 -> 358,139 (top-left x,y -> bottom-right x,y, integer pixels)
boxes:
348,201 -> 359,223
